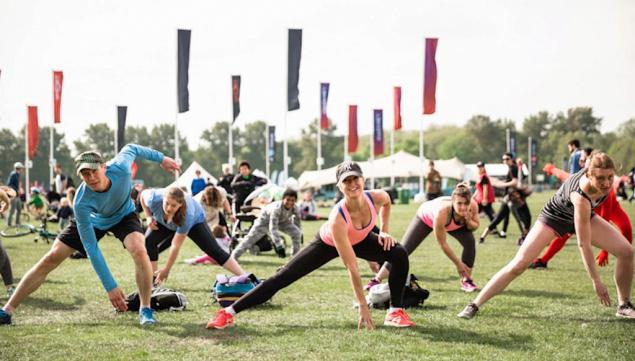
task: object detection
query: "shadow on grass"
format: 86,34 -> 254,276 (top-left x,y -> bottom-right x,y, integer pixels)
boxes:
22,296 -> 86,310
419,275 -> 457,283
504,289 -> 578,300
414,324 -> 533,350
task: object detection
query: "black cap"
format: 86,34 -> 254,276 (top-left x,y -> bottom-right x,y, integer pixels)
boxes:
336,161 -> 363,184
476,161 -> 485,168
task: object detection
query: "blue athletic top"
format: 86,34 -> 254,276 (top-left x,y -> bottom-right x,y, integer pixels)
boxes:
74,144 -> 164,292
142,188 -> 205,234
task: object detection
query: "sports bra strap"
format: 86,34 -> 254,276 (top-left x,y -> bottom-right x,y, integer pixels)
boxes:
338,191 -> 374,224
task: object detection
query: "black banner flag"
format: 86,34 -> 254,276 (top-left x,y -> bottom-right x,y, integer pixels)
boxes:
287,29 -> 302,111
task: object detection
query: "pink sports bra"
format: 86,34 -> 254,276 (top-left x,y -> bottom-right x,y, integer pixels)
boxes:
320,191 -> 377,246
417,196 -> 463,232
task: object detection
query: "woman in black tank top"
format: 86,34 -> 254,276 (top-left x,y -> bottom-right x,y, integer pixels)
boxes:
459,153 -> 635,320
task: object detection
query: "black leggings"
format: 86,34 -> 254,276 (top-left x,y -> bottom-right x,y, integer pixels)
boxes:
232,232 -> 409,313
387,216 -> 476,270
145,222 -> 231,265
488,201 -> 531,235
478,203 -> 496,222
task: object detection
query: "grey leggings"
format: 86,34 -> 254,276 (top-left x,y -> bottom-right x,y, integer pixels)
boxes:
386,216 -> 476,270
0,238 -> 13,286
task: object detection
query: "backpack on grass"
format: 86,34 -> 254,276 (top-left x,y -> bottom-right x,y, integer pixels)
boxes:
211,273 -> 262,307
366,274 -> 430,309
126,287 -> 188,312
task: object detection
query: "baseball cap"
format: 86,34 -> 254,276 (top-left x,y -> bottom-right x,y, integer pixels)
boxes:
13,162 -> 25,169
75,151 -> 104,175
336,161 -> 363,184
476,161 -> 485,168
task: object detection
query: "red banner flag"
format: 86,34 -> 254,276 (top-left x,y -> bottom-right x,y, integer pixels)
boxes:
393,86 -> 402,130
53,71 -> 63,123
373,109 -> 384,156
423,38 -> 438,115
27,106 -> 39,158
348,105 -> 358,153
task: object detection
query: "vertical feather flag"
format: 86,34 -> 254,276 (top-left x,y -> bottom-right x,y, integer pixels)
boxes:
530,139 -> 538,167
348,105 -> 358,153
53,71 -> 63,123
232,75 -> 241,123
393,86 -> 402,130
117,106 -> 127,152
287,29 -> 302,111
177,29 -> 191,113
373,109 -> 384,156
423,38 -> 438,115
27,106 -> 39,158
320,83 -> 329,129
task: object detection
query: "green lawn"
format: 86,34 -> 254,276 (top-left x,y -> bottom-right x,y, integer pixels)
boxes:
1,191 -> 634,361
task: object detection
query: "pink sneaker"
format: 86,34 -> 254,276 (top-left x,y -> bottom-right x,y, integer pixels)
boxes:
384,309 -> 415,328
206,309 -> 235,329
460,278 -> 479,293
184,254 -> 216,265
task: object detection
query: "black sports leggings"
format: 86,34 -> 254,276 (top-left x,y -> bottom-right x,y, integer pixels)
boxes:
232,232 -> 409,313
145,222 -> 231,265
478,203 -> 496,222
386,216 -> 476,270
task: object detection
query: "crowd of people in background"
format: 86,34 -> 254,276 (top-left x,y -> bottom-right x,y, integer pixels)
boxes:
1,137 -> 634,331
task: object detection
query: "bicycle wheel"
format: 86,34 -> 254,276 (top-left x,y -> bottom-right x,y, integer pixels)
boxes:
1,224 -> 33,237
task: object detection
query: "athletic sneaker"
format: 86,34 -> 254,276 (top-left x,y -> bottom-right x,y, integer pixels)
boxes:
460,279 -> 479,293
6,286 -> 16,298
498,231 -> 507,239
384,309 -> 415,327
207,309 -> 235,329
0,309 -> 11,325
275,246 -> 286,258
364,278 -> 381,291
139,307 -> 156,326
616,301 -> 635,319
528,258 -> 548,270
457,303 -> 479,319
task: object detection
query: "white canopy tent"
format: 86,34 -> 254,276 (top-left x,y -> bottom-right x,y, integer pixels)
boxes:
464,163 -> 529,182
167,161 -> 217,194
298,151 -> 466,189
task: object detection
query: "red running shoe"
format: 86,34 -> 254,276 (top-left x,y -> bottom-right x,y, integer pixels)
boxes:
206,309 -> 235,329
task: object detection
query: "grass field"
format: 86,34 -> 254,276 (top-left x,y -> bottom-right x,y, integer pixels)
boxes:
1,191 -> 634,361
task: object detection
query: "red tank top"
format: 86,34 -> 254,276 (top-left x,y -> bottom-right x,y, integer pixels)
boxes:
320,192 -> 377,247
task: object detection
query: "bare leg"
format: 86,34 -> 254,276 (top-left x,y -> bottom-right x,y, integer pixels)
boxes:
220,257 -> 246,276
589,216 -> 633,304
472,222 -> 556,307
124,232 -> 153,308
3,240 -> 75,313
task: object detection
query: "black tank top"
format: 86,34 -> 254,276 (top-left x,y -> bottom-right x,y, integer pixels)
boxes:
540,169 -> 607,224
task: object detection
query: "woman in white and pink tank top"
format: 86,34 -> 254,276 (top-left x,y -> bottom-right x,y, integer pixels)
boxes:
207,161 -> 415,330
367,183 -> 481,293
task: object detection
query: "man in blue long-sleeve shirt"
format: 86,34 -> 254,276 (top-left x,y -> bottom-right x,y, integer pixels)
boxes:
0,144 -> 180,326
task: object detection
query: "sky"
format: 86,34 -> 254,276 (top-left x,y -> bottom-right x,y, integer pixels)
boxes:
1,0 -> 634,153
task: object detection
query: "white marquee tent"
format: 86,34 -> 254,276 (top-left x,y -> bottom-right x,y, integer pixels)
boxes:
168,161 -> 217,194
298,151 -> 466,189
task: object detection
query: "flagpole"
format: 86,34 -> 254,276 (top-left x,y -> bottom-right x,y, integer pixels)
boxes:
528,136 -> 533,186
344,116 -> 349,162
370,115 -> 375,189
283,29 -> 289,183
390,129 -> 395,186
317,117 -> 322,171
50,118 -> 54,189
265,126 -> 270,178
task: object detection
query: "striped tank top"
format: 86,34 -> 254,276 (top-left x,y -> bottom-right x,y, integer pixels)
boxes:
320,191 -> 377,247
539,169 -> 608,224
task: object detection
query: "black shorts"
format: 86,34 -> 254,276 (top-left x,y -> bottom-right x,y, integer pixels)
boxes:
538,213 -> 596,238
58,212 -> 143,255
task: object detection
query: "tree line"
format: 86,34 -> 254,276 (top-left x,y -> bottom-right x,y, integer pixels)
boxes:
1,106 -> 633,189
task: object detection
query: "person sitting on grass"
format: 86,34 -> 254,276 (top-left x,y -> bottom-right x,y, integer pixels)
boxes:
231,189 -> 302,259
184,225 -> 232,265
140,186 -> 247,284
27,187 -> 48,220
206,161 -> 415,330
0,144 -> 181,327
365,182 -> 480,293
458,152 -> 635,320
